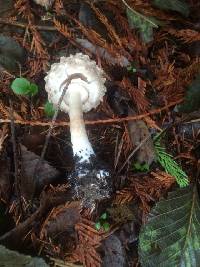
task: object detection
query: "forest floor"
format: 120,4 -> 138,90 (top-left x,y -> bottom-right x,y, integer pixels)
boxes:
0,0 -> 200,266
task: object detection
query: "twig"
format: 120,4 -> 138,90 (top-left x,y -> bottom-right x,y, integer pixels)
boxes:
0,99 -> 183,127
0,18 -> 57,31
0,191 -> 70,245
0,192 -> 49,244
9,100 -> 23,214
114,133 -> 124,170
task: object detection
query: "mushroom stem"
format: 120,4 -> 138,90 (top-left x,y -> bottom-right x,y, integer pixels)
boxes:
68,88 -> 95,163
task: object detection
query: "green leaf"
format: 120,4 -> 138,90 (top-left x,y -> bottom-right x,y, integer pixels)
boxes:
95,222 -> 101,231
133,162 -> 142,170
100,212 -> 108,220
11,78 -> 30,95
178,74 -> 200,113
102,222 -> 110,232
142,163 -> 150,171
127,66 -> 137,73
139,185 -> 200,267
11,78 -> 38,96
154,136 -> 189,187
29,83 -> 38,96
153,0 -> 190,17
123,0 -> 164,43
44,101 -> 55,117
127,62 -> 137,73
133,162 -> 150,172
126,8 -> 158,43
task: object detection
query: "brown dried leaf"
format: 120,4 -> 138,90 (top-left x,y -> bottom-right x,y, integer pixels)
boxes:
127,108 -> 155,165
40,201 -> 80,240
101,234 -> 127,267
76,38 -> 130,67
20,144 -> 60,198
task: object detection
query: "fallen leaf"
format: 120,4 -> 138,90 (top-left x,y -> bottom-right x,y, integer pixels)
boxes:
127,108 -> 155,165
20,144 -> 60,198
102,234 -> 127,267
40,201 -> 80,240
76,38 -> 130,67
139,185 -> 200,267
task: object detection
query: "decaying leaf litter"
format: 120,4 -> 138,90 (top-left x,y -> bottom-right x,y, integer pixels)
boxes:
0,0 -> 200,266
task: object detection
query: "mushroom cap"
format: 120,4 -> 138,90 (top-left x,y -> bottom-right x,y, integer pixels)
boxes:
44,53 -> 106,113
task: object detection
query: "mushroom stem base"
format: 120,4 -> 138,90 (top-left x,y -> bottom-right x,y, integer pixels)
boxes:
69,156 -> 112,210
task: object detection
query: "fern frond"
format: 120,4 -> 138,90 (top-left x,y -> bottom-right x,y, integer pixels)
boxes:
154,136 -> 189,187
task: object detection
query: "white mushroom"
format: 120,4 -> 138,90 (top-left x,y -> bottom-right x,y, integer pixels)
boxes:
33,0 -> 55,9
45,53 -> 106,163
45,53 -> 112,209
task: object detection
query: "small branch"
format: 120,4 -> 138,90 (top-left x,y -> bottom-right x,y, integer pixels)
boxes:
0,99 -> 183,127
0,191 -> 70,245
9,100 -> 23,214
0,18 -> 57,31
0,192 -> 49,245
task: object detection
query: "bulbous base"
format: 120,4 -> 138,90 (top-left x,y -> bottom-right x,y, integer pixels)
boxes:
69,156 -> 112,210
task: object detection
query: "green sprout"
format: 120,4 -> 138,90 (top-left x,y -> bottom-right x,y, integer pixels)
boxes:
133,162 -> 150,172
100,212 -> 108,220
11,77 -> 38,96
127,63 -> 137,73
95,212 -> 110,232
44,100 -> 55,117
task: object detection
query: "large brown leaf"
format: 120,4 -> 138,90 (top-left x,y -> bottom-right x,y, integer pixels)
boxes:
20,145 -> 60,198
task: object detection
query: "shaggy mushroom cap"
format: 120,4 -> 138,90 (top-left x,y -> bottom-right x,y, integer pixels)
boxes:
44,53 -> 106,113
